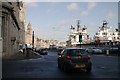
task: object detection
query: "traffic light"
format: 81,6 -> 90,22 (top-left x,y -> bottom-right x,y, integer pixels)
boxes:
79,35 -> 82,42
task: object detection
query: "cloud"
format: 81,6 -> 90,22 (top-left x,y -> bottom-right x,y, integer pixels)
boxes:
80,10 -> 88,16
67,3 -> 79,11
47,9 -> 52,13
66,2 -> 97,17
24,0 -> 39,2
79,2 -> 97,17
25,2 -> 39,7
46,9 -> 57,14
58,20 -> 70,27
88,2 -> 97,10
105,11 -> 115,20
57,19 -> 76,28
86,23 -> 98,38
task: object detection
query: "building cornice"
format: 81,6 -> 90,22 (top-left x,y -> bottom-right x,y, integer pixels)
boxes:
2,3 -> 20,30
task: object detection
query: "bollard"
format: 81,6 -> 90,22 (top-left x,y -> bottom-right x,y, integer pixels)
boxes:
106,50 -> 109,55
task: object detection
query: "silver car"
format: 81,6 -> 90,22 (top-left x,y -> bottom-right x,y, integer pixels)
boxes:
86,47 -> 103,54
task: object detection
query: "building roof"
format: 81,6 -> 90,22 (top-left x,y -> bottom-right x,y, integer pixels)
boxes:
65,47 -> 85,50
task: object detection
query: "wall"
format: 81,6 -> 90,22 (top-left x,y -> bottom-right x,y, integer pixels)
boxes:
0,9 -> 2,57
2,2 -> 21,58
0,2 -> 2,79
19,1 -> 26,44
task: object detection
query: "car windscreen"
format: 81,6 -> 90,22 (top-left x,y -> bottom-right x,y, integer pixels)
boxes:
67,49 -> 88,56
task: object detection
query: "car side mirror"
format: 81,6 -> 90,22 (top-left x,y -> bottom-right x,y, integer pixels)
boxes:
58,52 -> 61,55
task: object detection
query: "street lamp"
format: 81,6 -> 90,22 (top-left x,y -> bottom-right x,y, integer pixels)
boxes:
32,31 -> 34,49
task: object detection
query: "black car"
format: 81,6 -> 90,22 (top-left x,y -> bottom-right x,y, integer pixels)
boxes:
40,48 -> 48,55
35,48 -> 48,55
57,46 -> 65,55
57,47 -> 92,72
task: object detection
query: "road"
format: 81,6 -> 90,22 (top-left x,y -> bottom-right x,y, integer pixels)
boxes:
2,51 -> 119,79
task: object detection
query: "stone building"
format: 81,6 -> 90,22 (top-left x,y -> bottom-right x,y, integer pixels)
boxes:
25,22 -> 66,48
25,22 -> 41,48
0,1 -> 2,58
25,22 -> 32,45
1,1 -> 25,58
0,2 -> 2,78
19,0 -> 26,44
67,20 -> 90,46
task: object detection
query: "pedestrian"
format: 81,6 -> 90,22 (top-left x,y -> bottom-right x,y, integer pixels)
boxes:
18,43 -> 24,54
25,44 -> 30,58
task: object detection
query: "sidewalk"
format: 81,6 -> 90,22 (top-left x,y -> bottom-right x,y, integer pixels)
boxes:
2,51 -> 42,61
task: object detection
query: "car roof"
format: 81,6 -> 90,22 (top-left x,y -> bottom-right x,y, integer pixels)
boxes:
65,47 -> 85,50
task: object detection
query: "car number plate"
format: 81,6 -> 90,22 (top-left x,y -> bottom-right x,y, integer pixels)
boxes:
75,64 -> 85,68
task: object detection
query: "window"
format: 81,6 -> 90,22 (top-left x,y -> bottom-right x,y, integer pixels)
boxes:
102,33 -> 107,35
67,49 -> 87,56
96,33 -> 98,35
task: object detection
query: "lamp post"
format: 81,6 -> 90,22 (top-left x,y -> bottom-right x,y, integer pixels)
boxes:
32,31 -> 34,49
0,15 -> 2,80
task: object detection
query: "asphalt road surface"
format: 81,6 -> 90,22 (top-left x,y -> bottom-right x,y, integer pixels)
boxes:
2,51 -> 120,79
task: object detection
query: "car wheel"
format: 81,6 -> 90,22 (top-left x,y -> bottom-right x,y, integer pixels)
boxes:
63,65 -> 68,72
86,66 -> 92,73
92,51 -> 95,54
58,62 -> 61,69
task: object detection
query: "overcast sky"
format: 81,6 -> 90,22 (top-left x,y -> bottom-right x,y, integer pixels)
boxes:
25,1 -> 118,42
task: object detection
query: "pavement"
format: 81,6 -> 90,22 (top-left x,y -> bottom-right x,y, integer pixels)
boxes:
2,51 -> 119,79
2,51 -> 42,61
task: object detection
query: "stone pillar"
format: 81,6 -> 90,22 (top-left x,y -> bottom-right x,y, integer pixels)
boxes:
0,16 -> 2,56
0,18 -> 2,80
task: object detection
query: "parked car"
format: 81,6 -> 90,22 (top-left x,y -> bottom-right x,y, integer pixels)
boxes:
100,47 -> 119,54
49,45 -> 57,50
35,48 -> 48,55
40,48 -> 48,55
110,47 -> 119,52
86,47 -> 103,54
57,47 -> 92,72
57,46 -> 65,55
18,44 -> 25,54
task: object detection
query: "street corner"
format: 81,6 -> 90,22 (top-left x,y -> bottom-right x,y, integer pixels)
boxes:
23,51 -> 42,60
2,51 -> 42,61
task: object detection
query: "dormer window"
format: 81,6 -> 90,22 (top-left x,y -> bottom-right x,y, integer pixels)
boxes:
102,33 -> 107,35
